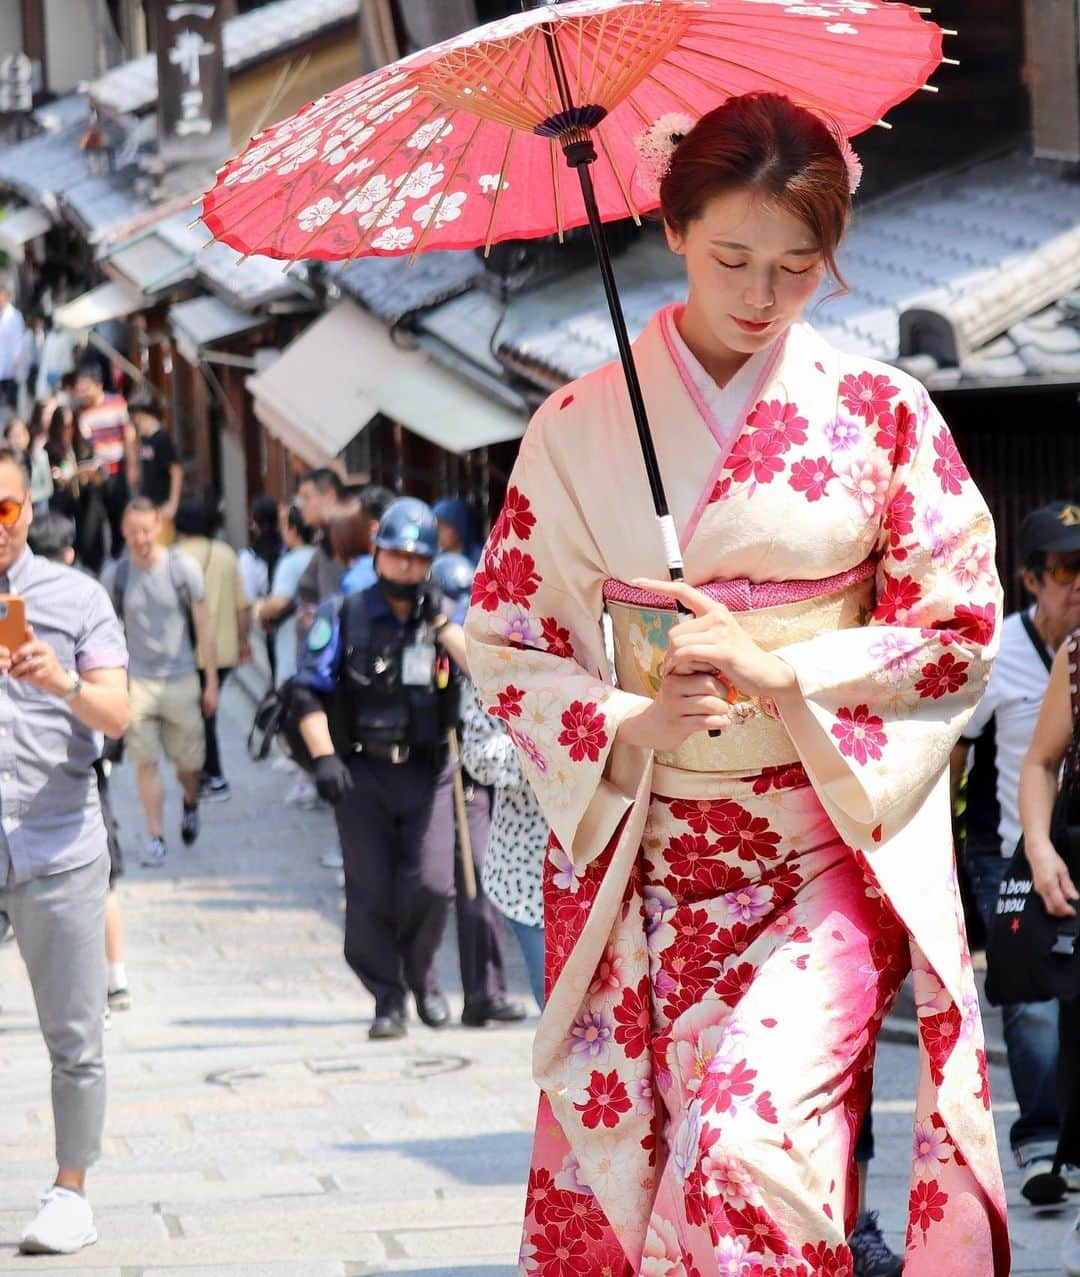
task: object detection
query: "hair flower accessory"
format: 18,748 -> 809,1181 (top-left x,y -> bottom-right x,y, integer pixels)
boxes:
634,112 -> 696,200
839,135 -> 863,195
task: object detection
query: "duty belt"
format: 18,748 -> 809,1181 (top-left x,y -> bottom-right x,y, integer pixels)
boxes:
353,740 -> 412,764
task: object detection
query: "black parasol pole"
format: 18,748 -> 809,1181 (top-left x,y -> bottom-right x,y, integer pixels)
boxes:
539,20 -> 687,586
538,18 -> 731,728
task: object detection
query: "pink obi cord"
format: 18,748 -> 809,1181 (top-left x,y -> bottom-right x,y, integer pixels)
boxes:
603,556 -> 876,615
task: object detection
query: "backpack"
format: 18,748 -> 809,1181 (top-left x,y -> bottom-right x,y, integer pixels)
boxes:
246,592 -> 370,772
110,550 -> 197,651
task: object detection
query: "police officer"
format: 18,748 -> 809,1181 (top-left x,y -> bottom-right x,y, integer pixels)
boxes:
292,499 -> 468,1040
432,553 -> 527,1028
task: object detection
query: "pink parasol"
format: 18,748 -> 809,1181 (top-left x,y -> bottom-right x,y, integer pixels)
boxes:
200,0 -> 945,263
199,0 -> 946,611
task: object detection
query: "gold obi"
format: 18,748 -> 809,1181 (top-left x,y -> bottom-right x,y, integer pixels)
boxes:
603,563 -> 875,774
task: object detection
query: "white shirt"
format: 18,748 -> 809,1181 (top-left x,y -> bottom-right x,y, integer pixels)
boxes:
0,301 -> 26,380
963,607 -> 1052,855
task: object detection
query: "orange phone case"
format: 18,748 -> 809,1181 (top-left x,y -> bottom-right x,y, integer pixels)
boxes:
0,595 -> 27,651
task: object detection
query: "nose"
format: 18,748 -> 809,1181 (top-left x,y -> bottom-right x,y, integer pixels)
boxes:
743,272 -> 774,311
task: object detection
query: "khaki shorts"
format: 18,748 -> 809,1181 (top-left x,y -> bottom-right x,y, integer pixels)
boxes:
127,673 -> 205,773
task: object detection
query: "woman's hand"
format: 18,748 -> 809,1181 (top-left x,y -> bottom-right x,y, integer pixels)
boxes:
618,669 -> 739,753
634,578 -> 798,700
1026,837 -> 1079,919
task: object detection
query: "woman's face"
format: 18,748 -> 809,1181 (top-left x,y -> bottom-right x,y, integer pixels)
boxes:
6,421 -> 29,451
666,188 -> 827,360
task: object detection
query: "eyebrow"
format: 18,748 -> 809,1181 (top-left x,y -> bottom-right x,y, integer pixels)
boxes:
711,239 -> 821,256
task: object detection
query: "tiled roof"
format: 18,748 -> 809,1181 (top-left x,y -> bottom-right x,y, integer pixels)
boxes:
88,0 -> 361,118
60,171 -> 151,244
0,94 -> 149,239
497,152 -> 1080,392
328,250 -> 482,325
102,206 -> 309,310
0,98 -> 94,213
495,233 -> 686,390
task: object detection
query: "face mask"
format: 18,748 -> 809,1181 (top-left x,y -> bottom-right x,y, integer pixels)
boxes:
380,577 -> 421,603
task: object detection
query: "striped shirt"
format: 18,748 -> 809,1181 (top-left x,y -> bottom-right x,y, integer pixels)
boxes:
79,393 -> 130,477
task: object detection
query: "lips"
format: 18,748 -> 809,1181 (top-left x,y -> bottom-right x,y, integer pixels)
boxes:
733,316 -> 773,334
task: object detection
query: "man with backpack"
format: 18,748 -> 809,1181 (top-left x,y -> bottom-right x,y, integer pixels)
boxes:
107,498 -> 218,867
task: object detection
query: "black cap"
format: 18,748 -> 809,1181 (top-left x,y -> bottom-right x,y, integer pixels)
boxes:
1018,502 -> 1080,565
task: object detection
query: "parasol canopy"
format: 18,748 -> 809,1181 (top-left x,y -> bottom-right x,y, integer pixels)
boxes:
199,0 -> 945,264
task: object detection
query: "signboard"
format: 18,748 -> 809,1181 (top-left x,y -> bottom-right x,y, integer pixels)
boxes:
0,54 -> 33,114
151,1 -> 230,169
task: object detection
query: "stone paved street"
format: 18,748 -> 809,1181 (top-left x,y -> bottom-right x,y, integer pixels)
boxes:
0,681 -> 1075,1275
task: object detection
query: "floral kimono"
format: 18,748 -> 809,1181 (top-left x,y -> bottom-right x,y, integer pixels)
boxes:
464,304 -> 1009,1277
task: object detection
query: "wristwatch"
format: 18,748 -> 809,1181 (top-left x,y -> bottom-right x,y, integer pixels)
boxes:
60,670 -> 84,702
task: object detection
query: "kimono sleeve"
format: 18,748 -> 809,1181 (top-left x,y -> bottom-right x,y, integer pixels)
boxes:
465,408 -> 652,868
775,394 -> 1002,830
459,681 -> 523,790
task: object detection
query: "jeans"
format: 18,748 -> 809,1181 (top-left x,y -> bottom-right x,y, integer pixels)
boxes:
507,916 -> 545,1010
968,848 -> 1060,1163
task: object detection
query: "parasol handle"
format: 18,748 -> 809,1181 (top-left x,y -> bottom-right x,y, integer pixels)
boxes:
539,22 -> 730,727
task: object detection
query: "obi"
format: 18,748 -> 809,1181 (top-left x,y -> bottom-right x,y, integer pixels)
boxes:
603,558 -> 876,774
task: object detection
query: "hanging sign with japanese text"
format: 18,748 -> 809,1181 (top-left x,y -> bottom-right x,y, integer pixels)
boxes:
152,0 -> 230,169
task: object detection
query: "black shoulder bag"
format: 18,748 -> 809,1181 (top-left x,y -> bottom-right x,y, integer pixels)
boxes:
985,632 -> 1080,1006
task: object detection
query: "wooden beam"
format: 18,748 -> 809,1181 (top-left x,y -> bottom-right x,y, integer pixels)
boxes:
1023,0 -> 1080,162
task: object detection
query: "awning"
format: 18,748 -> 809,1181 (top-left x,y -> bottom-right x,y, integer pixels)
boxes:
104,229 -> 194,296
53,280 -> 146,334
247,300 -> 525,468
0,204 -> 51,260
170,295 -> 263,364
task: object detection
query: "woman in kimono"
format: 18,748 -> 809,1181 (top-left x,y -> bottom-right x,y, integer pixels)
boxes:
465,93 -> 1008,1277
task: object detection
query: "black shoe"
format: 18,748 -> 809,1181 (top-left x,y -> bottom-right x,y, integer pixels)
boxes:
848,1210 -> 903,1277
180,802 -> 200,845
461,995 -> 529,1027
1020,1157 -> 1068,1205
414,990 -> 451,1029
368,1009 -> 407,1040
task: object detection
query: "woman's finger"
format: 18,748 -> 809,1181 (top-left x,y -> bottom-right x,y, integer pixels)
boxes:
632,577 -> 717,620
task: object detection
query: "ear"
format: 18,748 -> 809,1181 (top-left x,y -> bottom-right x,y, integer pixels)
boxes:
663,219 -> 686,257
1020,567 -> 1040,597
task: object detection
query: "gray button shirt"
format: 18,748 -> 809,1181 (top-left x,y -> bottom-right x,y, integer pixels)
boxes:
0,549 -> 128,886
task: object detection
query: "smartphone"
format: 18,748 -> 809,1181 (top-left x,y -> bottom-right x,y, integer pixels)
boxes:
0,595 -> 28,652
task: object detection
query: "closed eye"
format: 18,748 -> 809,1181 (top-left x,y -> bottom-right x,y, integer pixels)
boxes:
782,264 -> 817,276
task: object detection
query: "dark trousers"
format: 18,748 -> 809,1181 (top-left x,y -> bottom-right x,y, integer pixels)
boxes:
0,378 -> 16,409
335,752 -> 456,1015
1057,995 -> 1080,1171
198,667 -> 232,781
455,780 -> 507,1006
79,473 -> 129,575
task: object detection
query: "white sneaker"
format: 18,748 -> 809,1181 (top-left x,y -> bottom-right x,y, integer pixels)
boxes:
1064,1210 -> 1080,1275
140,836 -> 168,868
285,778 -> 318,808
1067,1164 -> 1080,1193
19,1186 -> 97,1254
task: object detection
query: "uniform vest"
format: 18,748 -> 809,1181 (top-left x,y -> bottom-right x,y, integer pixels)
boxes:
340,585 -> 460,755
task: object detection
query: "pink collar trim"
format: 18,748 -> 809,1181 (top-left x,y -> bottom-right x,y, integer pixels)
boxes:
658,305 -> 787,552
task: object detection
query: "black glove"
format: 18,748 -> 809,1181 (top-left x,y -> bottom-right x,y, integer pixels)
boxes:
419,589 -> 442,627
313,754 -> 352,805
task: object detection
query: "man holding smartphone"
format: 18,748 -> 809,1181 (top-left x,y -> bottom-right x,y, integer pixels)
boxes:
0,446 -> 130,1255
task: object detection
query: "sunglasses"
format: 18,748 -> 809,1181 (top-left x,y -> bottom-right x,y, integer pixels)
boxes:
0,495 -> 27,527
1045,560 -> 1080,586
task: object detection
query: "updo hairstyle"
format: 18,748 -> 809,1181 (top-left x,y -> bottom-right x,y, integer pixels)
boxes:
660,93 -> 852,287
